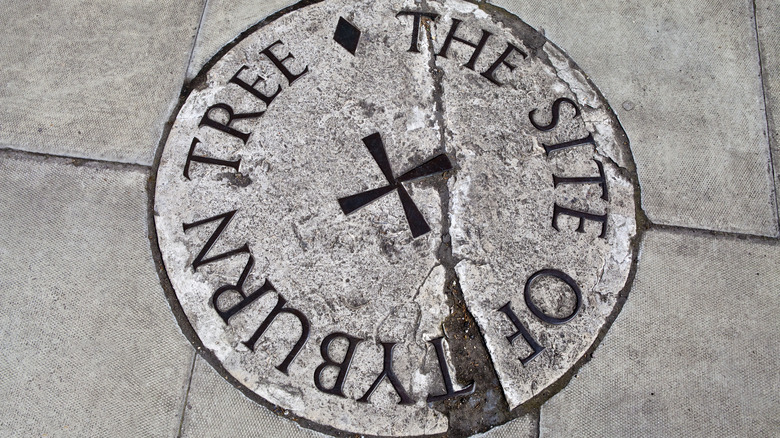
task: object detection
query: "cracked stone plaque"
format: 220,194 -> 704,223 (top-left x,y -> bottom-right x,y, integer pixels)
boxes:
150,0 -> 640,436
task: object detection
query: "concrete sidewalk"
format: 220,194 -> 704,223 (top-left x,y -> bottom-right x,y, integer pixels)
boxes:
0,0 -> 777,437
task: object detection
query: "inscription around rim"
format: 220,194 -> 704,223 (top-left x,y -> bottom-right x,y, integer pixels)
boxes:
151,0 -> 639,436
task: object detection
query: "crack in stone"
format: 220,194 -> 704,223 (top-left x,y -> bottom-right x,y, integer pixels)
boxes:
175,352 -> 198,438
412,302 -> 424,341
373,305 -> 395,342
290,222 -> 309,252
411,264 -> 437,341
543,43 -> 600,112
418,5 -> 514,435
412,263 -> 439,302
595,150 -> 628,176
543,43 -> 639,182
418,0 -> 456,293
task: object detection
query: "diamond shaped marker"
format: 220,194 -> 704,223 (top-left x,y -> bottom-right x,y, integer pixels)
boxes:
334,17 -> 361,55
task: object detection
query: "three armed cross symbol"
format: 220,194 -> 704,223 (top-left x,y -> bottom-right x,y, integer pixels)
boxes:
338,133 -> 454,238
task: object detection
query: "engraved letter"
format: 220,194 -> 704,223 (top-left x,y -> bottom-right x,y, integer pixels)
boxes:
183,137 -> 241,179
396,11 -> 439,53
211,254 -> 269,323
498,303 -> 545,366
357,342 -> 414,405
552,203 -> 607,238
553,159 -> 609,201
524,269 -> 582,325
481,43 -> 527,86
437,18 -> 492,71
260,40 -> 309,85
199,103 -> 264,144
314,332 -> 363,398
426,337 -> 475,402
542,132 -> 595,156
242,289 -> 311,375
529,97 -> 580,132
210,257 -> 309,375
229,65 -> 282,106
182,210 -> 250,271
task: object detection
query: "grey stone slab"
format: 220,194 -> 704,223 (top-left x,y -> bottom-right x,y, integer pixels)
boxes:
756,0 -> 780,228
490,0 -> 779,237
0,0 -> 204,165
182,354 -> 539,438
539,229 -> 780,437
182,361 -> 542,438
181,356 -> 330,438
187,0 -> 298,78
0,151 -> 194,437
475,411 -> 537,438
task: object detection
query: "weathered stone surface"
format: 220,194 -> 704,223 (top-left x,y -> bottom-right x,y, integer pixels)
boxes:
181,356 -> 329,438
539,229 -> 780,437
187,0 -> 298,78
756,0 -> 780,225
153,0 -> 637,435
183,354 -> 538,438
0,0 -> 204,165
0,151 -> 194,437
437,4 -> 637,409
156,1 -> 449,435
490,0 -> 779,237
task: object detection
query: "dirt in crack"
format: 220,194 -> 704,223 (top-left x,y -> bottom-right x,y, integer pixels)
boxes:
417,8 -> 513,436
437,277 -> 513,437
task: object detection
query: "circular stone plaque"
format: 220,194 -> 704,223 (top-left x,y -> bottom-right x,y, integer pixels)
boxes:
150,0 -> 641,436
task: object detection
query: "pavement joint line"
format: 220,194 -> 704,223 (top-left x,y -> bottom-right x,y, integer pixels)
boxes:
176,351 -> 198,438
185,0 -> 210,79
0,146 -> 152,172
647,221 -> 780,244
751,0 -> 780,233
533,407 -> 541,438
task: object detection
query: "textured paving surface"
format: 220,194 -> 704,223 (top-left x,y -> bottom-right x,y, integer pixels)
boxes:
0,0 -> 204,165
187,0 -> 297,78
0,152 -> 194,437
491,0 -> 779,237
182,356 -> 537,438
474,413 -> 537,438
0,0 -> 778,437
756,0 -> 780,223
180,357 -> 329,438
539,229 -> 780,437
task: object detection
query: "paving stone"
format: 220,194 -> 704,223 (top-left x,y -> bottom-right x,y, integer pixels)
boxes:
475,412 -> 537,438
152,0 -> 638,435
539,229 -> 780,437
182,356 -> 538,438
0,0 -> 204,165
181,356 -> 329,438
756,0 -> 780,226
490,0 -> 779,237
0,152 -> 195,436
187,0 -> 298,78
